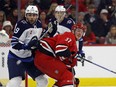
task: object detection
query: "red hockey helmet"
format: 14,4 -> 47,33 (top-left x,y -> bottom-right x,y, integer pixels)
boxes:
72,23 -> 86,32
71,22 -> 87,36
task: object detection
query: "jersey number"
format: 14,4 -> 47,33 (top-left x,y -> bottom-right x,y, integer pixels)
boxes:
65,38 -> 72,43
14,28 -> 20,34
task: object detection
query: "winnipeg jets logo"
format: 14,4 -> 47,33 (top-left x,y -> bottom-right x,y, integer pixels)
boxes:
67,20 -> 72,24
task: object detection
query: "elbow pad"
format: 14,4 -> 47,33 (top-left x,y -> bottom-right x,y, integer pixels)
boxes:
56,48 -> 71,57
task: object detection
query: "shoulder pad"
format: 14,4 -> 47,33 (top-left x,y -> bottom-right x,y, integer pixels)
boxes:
67,18 -> 75,24
20,19 -> 27,24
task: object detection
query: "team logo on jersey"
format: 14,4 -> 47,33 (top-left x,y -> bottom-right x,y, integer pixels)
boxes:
30,30 -> 32,34
67,20 -> 72,24
54,70 -> 59,74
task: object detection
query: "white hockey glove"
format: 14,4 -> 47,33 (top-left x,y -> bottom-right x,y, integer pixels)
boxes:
76,51 -> 85,66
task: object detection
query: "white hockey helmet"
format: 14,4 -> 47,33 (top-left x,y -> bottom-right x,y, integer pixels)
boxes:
25,5 -> 39,16
55,5 -> 66,12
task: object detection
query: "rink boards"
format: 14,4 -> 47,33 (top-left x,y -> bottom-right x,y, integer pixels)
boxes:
0,44 -> 116,86
0,77 -> 116,87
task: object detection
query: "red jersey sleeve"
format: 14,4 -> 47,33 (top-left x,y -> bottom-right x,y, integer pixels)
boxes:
55,32 -> 77,57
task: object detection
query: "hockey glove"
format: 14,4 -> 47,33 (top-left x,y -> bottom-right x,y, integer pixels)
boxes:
77,51 -> 85,66
48,20 -> 57,37
64,58 -> 77,69
77,50 -> 85,57
23,36 -> 39,50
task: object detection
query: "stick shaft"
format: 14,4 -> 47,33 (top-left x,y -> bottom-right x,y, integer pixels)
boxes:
84,58 -> 116,74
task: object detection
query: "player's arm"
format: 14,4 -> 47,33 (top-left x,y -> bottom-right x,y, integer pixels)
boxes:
55,33 -> 76,58
47,18 -> 58,37
55,44 -> 71,57
11,22 -> 37,50
77,38 -> 85,58
67,18 -> 75,30
79,38 -> 83,52
11,22 -> 24,50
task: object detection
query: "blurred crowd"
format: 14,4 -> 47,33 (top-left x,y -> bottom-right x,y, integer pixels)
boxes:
0,0 -> 116,45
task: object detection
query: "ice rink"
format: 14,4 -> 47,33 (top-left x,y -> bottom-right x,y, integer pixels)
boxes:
80,86 -> 116,87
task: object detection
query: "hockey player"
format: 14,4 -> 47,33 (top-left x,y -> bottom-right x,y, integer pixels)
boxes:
73,23 -> 87,66
47,5 -> 75,37
6,5 -> 48,87
47,5 -> 85,60
34,23 -> 86,87
46,5 -> 83,86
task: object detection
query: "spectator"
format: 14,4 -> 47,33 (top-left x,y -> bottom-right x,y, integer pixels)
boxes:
93,0 -> 101,8
0,0 -> 17,17
63,0 -> 75,13
100,9 -> 111,34
39,11 -> 48,29
84,4 -> 101,40
105,25 -> 116,44
0,11 -> 6,30
46,2 -> 58,20
20,8 -> 25,19
25,0 -> 40,8
7,8 -> 18,28
83,23 -> 96,45
78,0 -> 94,12
109,0 -> 116,25
77,12 -> 86,24
97,9 -> 112,44
68,5 -> 76,22
26,0 -> 37,5
20,0 -> 28,9
83,0 -> 94,9
97,0 -> 112,14
78,0 -> 88,12
97,0 -> 116,25
52,0 -> 63,5
39,0 -> 52,10
2,20 -> 13,38
64,0 -> 72,9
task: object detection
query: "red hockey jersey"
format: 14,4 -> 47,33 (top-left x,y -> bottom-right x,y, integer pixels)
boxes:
38,32 -> 77,63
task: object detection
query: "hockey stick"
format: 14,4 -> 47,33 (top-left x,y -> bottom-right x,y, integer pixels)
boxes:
16,23 -> 53,47
77,56 -> 116,74
39,23 -> 53,40
71,68 -> 75,87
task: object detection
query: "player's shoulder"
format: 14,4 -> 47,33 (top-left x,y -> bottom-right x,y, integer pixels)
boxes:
13,19 -> 27,35
64,18 -> 75,24
49,17 -> 56,22
36,19 -> 42,28
18,19 -> 27,25
16,19 -> 28,28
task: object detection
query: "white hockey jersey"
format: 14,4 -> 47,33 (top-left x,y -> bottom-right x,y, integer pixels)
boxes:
48,17 -> 75,37
8,19 -> 42,62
